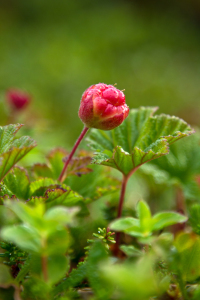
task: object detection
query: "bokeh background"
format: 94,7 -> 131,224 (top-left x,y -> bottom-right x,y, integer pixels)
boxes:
0,0 -> 200,158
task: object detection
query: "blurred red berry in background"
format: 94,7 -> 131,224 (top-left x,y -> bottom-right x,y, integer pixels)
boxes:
6,89 -> 31,110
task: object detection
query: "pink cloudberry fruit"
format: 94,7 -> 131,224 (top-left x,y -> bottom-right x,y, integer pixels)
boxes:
78,83 -> 129,130
6,89 -> 31,110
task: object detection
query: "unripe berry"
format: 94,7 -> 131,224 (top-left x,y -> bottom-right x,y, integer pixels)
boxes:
78,83 -> 129,130
6,89 -> 30,110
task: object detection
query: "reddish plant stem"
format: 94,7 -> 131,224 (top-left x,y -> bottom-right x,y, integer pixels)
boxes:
175,186 -> 185,213
41,255 -> 48,282
115,174 -> 128,250
58,126 -> 89,182
172,186 -> 186,236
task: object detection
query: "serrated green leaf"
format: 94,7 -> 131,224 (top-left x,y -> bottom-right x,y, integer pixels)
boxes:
0,124 -> 23,154
65,164 -> 120,201
28,184 -> 85,213
45,186 -> 84,207
3,166 -> 30,200
0,183 -> 13,199
139,164 -> 171,186
152,212 -> 187,231
29,178 -> 56,197
52,262 -> 87,297
0,124 -> 36,181
87,107 -> 193,176
148,132 -> 200,201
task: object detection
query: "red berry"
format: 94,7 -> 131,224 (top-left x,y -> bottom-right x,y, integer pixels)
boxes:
78,83 -> 129,130
6,89 -> 31,110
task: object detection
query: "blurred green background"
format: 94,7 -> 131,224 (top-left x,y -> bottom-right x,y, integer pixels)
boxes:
0,0 -> 200,155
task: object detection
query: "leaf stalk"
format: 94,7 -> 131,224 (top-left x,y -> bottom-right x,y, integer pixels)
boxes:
58,126 -> 89,182
115,174 -> 128,252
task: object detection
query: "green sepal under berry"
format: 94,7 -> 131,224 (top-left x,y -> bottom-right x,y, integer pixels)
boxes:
87,107 -> 194,176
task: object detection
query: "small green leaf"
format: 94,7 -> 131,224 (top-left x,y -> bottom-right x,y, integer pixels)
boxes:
100,255 -> 160,300
4,200 -> 45,229
110,201 -> 187,238
152,212 -> 187,231
87,107 -> 194,176
46,228 -> 70,255
44,206 -> 79,225
189,204 -> 200,235
1,224 -> 41,252
46,254 -> 69,284
137,201 -> 152,233
110,217 -> 139,231
173,233 -> 200,281
0,264 -> 13,285
120,245 -> 142,257
0,124 -> 36,181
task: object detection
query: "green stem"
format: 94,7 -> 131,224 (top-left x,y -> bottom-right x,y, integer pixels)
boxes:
58,126 -> 89,182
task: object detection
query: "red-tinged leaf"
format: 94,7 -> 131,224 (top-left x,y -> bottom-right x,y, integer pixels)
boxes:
32,163 -> 53,179
44,186 -> 84,207
64,155 -> 93,177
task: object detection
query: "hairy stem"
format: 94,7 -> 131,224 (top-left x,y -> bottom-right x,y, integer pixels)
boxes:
58,126 -> 89,182
115,175 -> 128,251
